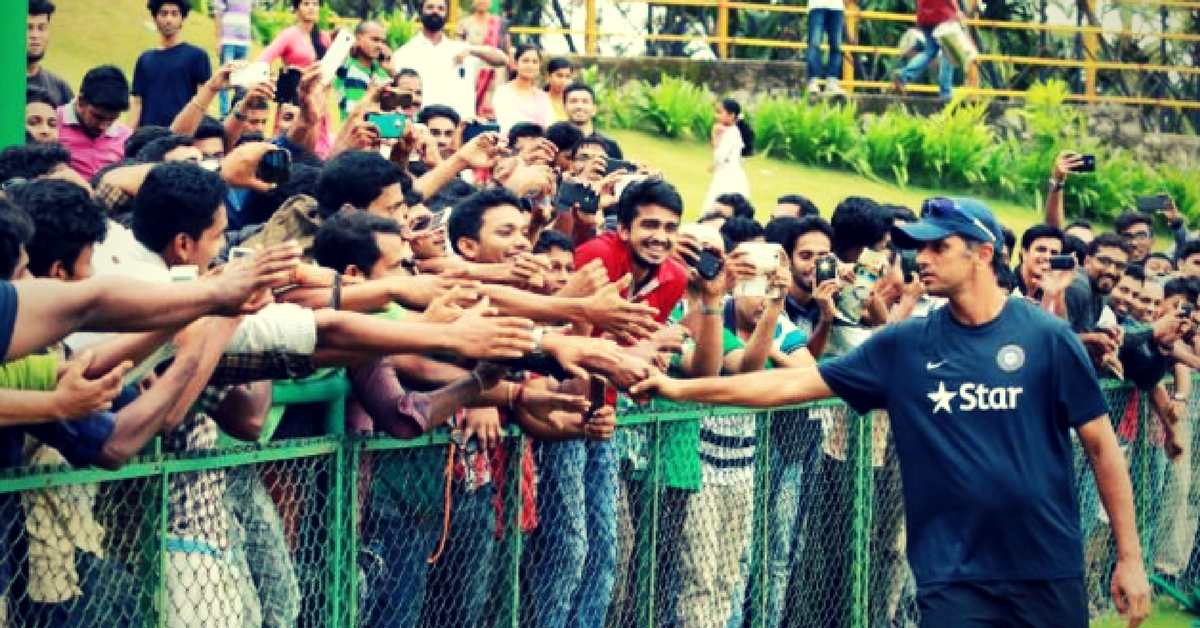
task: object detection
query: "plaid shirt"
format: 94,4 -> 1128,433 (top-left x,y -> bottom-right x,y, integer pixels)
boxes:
165,351 -> 317,548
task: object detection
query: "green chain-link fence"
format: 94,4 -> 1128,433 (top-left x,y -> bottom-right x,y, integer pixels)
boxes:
0,377 -> 1192,628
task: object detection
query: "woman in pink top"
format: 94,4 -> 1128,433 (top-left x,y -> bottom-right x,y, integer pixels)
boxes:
258,0 -> 331,69
491,45 -> 553,134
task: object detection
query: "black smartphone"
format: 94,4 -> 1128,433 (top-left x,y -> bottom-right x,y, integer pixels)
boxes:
554,180 -> 600,214
1181,303 -> 1195,317
605,158 -> 637,175
900,250 -> 919,283
367,112 -> 407,139
690,249 -> 724,281
379,89 -> 402,112
464,121 -> 501,144
815,255 -> 838,285
1048,255 -> 1077,271
274,68 -> 302,105
1071,154 -> 1096,173
256,148 -> 292,186
586,377 -> 608,422
1136,194 -> 1170,213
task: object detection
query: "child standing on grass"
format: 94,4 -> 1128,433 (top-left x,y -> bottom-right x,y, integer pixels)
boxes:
702,99 -> 755,217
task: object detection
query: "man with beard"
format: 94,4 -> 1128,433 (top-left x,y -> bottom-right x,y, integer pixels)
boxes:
562,84 -> 625,159
129,0 -> 212,128
632,200 -> 1153,628
766,216 -> 838,358
27,0 -> 73,107
1058,234 -> 1134,361
392,0 -> 508,122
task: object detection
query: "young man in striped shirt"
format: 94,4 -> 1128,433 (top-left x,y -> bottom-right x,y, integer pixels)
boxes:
336,22 -> 394,120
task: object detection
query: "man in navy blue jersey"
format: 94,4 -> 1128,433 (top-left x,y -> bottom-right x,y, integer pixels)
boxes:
632,197 -> 1151,628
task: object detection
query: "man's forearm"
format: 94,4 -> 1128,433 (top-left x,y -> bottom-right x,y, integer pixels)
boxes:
1081,420 -> 1144,563
808,319 -> 832,359
682,298 -> 724,377
97,352 -> 202,468
314,310 -> 458,355
1045,188 -> 1065,229
0,390 -> 69,425
414,153 -> 469,199
739,303 -> 783,373
660,368 -> 832,407
171,84 -> 218,136
81,328 -> 178,379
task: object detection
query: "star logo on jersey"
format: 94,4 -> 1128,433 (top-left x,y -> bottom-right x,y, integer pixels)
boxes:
928,382 -> 956,414
997,344 -> 1025,372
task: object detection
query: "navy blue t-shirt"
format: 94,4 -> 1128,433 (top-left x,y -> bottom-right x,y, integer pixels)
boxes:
0,281 -> 16,361
817,297 -> 1108,587
131,43 -> 212,127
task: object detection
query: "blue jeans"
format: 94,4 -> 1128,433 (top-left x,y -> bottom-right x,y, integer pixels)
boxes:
529,439 -> 619,628
363,485 -> 496,628
895,27 -> 956,98
806,9 -> 844,81
219,44 -> 250,116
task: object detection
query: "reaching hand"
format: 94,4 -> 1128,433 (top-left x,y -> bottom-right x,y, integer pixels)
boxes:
521,387 -> 590,423
422,284 -> 480,324
585,276 -> 661,344
628,367 -> 683,401
542,334 -> 624,381
53,352 -> 133,420
458,131 -> 504,169
446,297 -> 536,359
584,406 -> 617,441
556,259 -> 608,299
207,241 -> 304,315
1110,557 -> 1151,628
243,80 -> 276,108
462,407 -> 501,450
207,62 -> 237,92
219,142 -> 278,190
505,163 -> 557,198
518,138 -> 558,167
509,252 -> 551,291
813,279 -> 841,320
1052,151 -> 1085,184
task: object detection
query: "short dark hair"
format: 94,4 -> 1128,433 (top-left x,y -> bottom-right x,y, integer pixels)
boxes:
195,116 -> 225,142
533,229 -> 574,255
1165,277 -> 1200,302
1020,224 -> 1065,252
425,179 -> 476,214
125,126 -> 173,159
1063,235 -> 1088,266
448,188 -> 522,256
79,65 -> 130,112
395,67 -> 420,82
715,193 -> 755,220
417,105 -> 460,127
1147,252 -> 1174,269
563,83 -> 595,104
720,216 -> 764,248
25,89 -> 56,110
1178,240 -> 1200,264
777,194 -> 819,217
884,204 -> 917,224
291,0 -> 320,8
0,199 -> 34,280
12,179 -> 107,278
29,0 -> 56,18
1066,219 -> 1094,232
148,0 -> 190,18
616,179 -> 683,228
765,216 -> 834,259
545,122 -> 583,156
241,163 -> 322,227
1087,232 -> 1135,259
830,196 -> 890,259
0,143 -> 71,182
132,162 -> 227,255
136,134 -> 194,163
547,57 -> 573,74
315,151 -> 407,218
508,123 -> 544,146
572,134 -> 620,160
313,211 -> 403,275
1115,212 -> 1153,234
1123,263 -> 1146,283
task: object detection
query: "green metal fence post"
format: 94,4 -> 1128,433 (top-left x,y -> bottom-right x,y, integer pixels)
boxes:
848,410 -> 874,628
502,431 -> 527,628
329,442 -> 346,626
344,437 -> 360,628
749,409 -> 773,628
1133,391 -> 1154,569
156,469 -> 170,628
0,2 -> 25,149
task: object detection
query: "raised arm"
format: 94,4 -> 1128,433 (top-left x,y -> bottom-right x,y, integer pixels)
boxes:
631,366 -> 834,408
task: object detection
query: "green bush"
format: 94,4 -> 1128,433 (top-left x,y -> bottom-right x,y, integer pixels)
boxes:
632,75 -> 715,140
862,107 -> 924,187
917,99 -> 998,189
251,10 -> 294,47
385,12 -> 420,50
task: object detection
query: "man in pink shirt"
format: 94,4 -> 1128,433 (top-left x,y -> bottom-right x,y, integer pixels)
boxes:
57,66 -> 133,182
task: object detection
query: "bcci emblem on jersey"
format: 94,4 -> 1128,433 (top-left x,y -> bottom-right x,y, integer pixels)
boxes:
997,344 -> 1025,372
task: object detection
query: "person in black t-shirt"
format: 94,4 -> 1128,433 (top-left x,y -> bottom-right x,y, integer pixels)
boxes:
129,0 -> 213,128
26,0 -> 74,108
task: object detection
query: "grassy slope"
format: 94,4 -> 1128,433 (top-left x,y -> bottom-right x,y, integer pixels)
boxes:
42,6 -> 1199,626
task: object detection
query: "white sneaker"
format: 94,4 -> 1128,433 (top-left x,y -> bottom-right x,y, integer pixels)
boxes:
806,80 -> 821,95
825,80 -> 846,96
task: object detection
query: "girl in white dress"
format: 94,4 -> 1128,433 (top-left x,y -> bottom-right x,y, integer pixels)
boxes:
701,98 -> 755,215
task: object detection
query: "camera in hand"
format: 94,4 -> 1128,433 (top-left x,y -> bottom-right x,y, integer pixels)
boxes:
1071,154 -> 1096,173
553,180 -> 600,214
275,68 -> 302,105
691,249 -> 724,281
380,89 -> 414,112
900,250 -> 919,283
1048,255 -> 1076,271
367,112 -> 407,139
1136,194 -> 1170,213
256,148 -> 292,186
605,158 -> 637,175
464,121 -> 501,143
814,255 -> 838,285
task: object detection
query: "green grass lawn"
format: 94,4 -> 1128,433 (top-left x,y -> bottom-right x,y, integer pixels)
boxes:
1091,599 -> 1195,628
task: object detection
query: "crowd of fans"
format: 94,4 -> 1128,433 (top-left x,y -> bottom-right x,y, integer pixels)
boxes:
6,0 -> 1200,626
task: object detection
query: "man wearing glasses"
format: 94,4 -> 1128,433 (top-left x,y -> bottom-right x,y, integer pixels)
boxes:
632,197 -> 1152,628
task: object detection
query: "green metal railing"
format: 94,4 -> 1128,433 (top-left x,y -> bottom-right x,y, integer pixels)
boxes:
0,377 -> 1192,627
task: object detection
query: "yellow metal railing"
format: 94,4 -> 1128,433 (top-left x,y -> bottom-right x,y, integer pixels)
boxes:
502,0 -> 1200,109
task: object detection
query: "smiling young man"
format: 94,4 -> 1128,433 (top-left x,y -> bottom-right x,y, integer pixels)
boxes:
129,0 -> 213,129
1014,223 -> 1065,299
633,197 -> 1152,628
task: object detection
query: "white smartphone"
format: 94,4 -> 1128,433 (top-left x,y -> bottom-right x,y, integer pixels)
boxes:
321,29 -> 355,85
230,62 -> 271,88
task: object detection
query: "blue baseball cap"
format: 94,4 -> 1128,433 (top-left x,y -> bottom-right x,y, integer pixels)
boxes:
893,197 -> 1006,255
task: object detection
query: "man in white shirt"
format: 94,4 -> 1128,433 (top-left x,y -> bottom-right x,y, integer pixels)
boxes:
392,0 -> 508,121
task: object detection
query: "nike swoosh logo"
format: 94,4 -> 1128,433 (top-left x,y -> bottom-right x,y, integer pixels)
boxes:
926,361 -> 945,370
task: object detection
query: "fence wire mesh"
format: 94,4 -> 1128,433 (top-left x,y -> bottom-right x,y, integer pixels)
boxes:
0,383 -> 1195,628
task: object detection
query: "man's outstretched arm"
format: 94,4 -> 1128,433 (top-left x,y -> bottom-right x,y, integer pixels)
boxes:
630,366 -> 835,408
8,243 -> 302,361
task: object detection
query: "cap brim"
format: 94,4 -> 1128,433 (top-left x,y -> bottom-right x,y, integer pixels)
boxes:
892,221 -> 953,249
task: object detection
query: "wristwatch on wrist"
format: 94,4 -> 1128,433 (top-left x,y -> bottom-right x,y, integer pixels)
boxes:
1173,393 -> 1187,401
1048,178 -> 1064,193
232,108 -> 248,122
531,327 -> 546,356
696,304 -> 722,316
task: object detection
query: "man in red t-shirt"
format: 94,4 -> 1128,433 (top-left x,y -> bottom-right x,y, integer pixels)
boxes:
575,178 -> 689,327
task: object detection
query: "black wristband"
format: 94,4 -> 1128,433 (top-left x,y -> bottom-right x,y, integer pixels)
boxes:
331,274 -> 342,311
